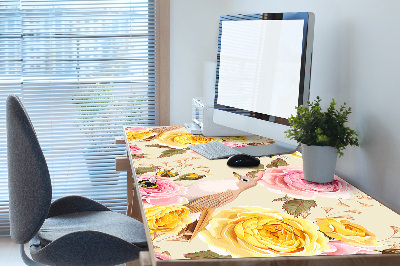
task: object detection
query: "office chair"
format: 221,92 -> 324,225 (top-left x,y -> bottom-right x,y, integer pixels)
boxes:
6,94 -> 148,265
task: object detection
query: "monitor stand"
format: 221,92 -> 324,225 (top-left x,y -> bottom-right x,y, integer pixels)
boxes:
232,141 -> 298,157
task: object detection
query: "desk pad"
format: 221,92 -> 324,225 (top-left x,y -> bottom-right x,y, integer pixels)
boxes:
124,126 -> 400,261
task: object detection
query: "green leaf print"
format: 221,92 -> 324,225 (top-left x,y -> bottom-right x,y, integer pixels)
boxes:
282,199 -> 317,217
159,148 -> 188,158
184,250 -> 232,259
135,166 -> 159,175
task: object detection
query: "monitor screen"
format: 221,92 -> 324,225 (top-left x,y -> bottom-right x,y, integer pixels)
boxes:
217,19 -> 304,119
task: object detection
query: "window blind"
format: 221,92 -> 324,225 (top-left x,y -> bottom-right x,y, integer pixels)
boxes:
0,0 -> 159,236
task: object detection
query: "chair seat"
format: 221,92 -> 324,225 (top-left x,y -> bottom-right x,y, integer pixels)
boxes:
37,211 -> 148,248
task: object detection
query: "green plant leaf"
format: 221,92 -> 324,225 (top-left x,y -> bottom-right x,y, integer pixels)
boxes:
184,250 -> 232,259
285,97 -> 359,157
282,199 -> 317,217
158,148 -> 187,158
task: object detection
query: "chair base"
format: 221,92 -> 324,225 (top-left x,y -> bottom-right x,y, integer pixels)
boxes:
20,244 -> 45,266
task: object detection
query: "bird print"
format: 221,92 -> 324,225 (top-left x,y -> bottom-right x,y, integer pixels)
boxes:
178,172 -> 258,242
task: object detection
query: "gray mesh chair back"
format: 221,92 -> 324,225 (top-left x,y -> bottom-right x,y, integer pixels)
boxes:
7,94 -> 52,244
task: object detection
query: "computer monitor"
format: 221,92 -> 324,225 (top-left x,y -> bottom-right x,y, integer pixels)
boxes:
213,12 -> 315,156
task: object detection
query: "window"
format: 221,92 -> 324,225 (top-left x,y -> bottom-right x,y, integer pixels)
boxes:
0,0 -> 169,236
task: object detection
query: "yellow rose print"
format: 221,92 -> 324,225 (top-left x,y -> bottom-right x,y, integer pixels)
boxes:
126,129 -> 153,141
200,206 -> 329,257
316,217 -> 381,247
156,169 -> 178,178
146,205 -> 191,236
291,151 -> 302,158
155,130 -> 217,148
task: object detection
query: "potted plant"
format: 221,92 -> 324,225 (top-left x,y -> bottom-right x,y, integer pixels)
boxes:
285,96 -> 359,183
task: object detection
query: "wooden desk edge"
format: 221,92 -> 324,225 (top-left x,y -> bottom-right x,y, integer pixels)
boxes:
116,136 -> 126,144
121,128 -> 159,266
115,156 -> 131,171
140,251 -> 152,266
130,166 -> 159,266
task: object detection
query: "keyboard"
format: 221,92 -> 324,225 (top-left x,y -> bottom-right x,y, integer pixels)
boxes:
188,142 -> 243,160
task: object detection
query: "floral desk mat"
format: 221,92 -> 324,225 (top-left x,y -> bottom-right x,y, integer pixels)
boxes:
123,126 -> 400,261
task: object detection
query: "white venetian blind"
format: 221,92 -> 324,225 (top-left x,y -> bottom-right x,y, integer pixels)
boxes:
0,0 -> 159,236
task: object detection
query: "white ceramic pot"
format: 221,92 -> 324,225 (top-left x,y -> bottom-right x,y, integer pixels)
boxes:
301,144 -> 338,183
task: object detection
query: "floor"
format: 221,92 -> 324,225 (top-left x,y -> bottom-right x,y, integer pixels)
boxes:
0,237 -> 141,266
0,237 -> 25,266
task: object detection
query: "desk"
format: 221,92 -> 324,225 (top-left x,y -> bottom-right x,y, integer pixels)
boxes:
119,126 -> 400,266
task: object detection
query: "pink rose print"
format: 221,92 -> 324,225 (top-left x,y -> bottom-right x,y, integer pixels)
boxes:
221,141 -> 247,148
255,166 -> 355,199
137,174 -> 186,206
155,252 -> 173,260
125,126 -> 149,131
188,150 -> 202,157
130,145 -> 143,159
322,240 -> 379,255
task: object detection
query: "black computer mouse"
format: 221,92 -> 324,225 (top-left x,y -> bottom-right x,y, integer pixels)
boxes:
227,154 -> 260,167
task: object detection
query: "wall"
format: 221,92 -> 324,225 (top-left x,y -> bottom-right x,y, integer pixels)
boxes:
170,0 -> 400,213
170,0 -> 227,124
